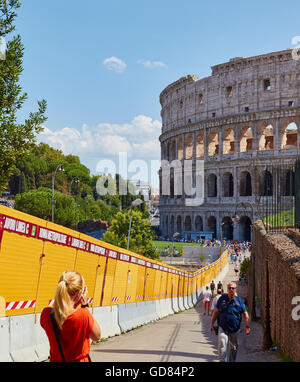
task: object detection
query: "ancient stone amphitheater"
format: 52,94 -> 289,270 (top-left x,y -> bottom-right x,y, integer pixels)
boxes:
158,49 -> 300,242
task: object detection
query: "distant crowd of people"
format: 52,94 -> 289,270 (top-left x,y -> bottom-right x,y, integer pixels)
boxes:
226,241 -> 252,264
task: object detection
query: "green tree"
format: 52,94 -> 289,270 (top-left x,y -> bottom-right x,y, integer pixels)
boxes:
102,210 -> 159,260
0,1 -> 47,191
15,187 -> 79,228
240,257 -> 252,277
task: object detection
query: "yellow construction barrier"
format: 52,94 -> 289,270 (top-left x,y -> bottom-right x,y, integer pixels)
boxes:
0,205 -> 228,317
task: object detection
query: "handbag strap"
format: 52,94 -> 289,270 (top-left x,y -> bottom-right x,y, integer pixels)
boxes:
49,309 -> 66,362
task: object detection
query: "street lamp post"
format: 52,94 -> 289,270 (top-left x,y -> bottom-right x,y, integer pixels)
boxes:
127,198 -> 143,251
51,164 -> 64,223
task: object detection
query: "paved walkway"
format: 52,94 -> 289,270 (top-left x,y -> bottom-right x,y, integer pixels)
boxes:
90,259 -> 281,362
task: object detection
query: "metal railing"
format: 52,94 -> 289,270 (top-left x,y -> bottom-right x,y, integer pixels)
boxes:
261,158 -> 299,233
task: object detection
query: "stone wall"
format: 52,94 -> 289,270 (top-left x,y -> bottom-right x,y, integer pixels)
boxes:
252,221 -> 300,361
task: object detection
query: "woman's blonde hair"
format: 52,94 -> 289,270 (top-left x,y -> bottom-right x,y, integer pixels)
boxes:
53,271 -> 85,329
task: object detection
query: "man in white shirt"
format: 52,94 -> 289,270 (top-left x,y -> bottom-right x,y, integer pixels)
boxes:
210,289 -> 222,316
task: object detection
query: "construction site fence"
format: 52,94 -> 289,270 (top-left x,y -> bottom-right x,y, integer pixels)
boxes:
0,205 -> 228,362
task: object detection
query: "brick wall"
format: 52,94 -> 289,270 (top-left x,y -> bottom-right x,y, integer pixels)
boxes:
252,221 -> 300,361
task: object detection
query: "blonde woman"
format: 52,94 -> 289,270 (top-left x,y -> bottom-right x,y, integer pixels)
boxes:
40,271 -> 101,362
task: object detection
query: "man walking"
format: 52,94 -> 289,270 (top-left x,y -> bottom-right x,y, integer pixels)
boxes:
203,286 -> 211,315
210,282 -> 250,362
210,280 -> 216,297
210,288 -> 222,316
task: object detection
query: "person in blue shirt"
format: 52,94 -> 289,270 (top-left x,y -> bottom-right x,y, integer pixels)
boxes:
210,282 -> 250,362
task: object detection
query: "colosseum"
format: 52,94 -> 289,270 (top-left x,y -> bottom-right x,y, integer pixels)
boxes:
158,49 -> 300,242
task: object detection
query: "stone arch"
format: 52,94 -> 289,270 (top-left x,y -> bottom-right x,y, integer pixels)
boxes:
239,216 -> 252,242
196,133 -> 204,158
184,215 -> 192,231
176,215 -> 182,233
221,216 -> 233,241
170,215 -> 175,234
240,171 -> 252,196
165,215 -> 169,235
185,135 -> 193,159
223,128 -> 235,155
283,169 -> 295,196
207,173 -> 217,197
222,172 -> 234,197
208,132 -> 219,156
259,123 -> 274,150
207,216 -> 216,238
195,215 -> 203,231
281,122 -> 298,149
240,126 -> 253,152
260,170 -> 273,196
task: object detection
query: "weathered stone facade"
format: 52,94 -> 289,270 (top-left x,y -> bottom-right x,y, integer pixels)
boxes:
159,49 -> 300,241
252,222 -> 300,361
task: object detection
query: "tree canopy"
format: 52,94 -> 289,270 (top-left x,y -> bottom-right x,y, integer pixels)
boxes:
15,187 -> 79,227
0,0 -> 47,191
102,209 -> 159,260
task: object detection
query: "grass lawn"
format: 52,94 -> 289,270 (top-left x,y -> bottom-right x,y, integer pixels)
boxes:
154,240 -> 202,254
263,208 -> 294,227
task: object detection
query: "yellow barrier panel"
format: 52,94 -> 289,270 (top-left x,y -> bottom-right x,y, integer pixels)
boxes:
124,263 -> 138,305
0,205 -> 228,317
144,266 -> 155,301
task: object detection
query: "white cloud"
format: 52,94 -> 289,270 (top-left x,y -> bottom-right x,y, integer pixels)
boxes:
137,59 -> 167,69
37,115 -> 162,176
103,56 -> 127,73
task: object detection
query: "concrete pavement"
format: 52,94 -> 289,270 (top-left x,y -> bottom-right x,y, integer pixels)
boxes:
90,257 -> 281,363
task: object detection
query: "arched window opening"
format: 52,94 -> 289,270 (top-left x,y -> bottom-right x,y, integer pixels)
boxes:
223,128 -> 235,155
259,124 -> 274,150
176,216 -> 182,233
185,135 -> 193,159
207,174 -> 217,197
184,216 -> 192,231
195,216 -> 203,231
170,215 -> 175,235
223,172 -> 234,197
284,170 -> 295,196
165,216 -> 169,235
239,216 -> 252,242
207,216 -> 216,239
221,217 -> 233,241
260,170 -> 273,196
196,133 -> 204,158
281,122 -> 298,149
240,127 -> 253,152
240,171 -> 252,196
208,132 -> 219,156
199,93 -> 203,104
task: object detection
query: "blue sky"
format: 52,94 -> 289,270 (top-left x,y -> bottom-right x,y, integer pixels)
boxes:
13,0 -> 300,188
